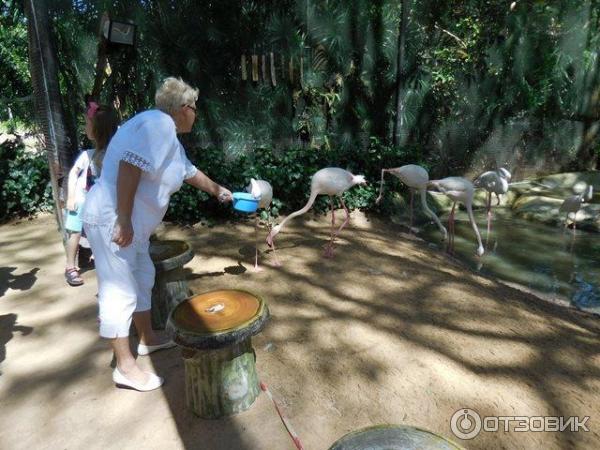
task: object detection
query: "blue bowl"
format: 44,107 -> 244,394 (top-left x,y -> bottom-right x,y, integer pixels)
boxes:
232,192 -> 259,213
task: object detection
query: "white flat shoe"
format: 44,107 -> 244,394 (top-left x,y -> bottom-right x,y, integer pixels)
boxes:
137,340 -> 177,356
112,367 -> 163,391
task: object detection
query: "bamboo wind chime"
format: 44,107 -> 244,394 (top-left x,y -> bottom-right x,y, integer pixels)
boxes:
240,50 -> 306,87
251,53 -> 259,82
270,52 -> 277,86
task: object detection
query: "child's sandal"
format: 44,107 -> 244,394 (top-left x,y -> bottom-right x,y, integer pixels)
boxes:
65,267 -> 84,286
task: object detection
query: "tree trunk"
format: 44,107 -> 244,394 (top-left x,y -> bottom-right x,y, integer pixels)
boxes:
370,0 -> 392,141
392,0 -> 410,146
24,0 -> 73,233
575,119 -> 600,170
572,4 -> 600,170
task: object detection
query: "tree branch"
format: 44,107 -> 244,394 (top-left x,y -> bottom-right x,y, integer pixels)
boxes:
434,23 -> 467,48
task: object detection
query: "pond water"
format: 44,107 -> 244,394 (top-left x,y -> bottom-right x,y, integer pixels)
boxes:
415,208 -> 600,315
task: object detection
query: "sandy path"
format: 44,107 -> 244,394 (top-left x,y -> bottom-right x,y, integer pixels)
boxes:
1,212 -> 599,449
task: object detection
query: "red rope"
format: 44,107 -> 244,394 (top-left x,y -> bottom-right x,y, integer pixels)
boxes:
260,381 -> 305,450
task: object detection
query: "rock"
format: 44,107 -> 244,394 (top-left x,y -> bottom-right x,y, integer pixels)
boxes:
534,171 -> 600,200
512,194 -> 600,232
511,195 -> 563,225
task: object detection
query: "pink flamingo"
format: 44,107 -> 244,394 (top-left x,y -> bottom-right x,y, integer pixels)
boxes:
428,177 -> 484,257
376,164 -> 447,240
266,168 -> 367,258
473,167 -> 511,235
559,185 -> 594,231
246,178 -> 280,270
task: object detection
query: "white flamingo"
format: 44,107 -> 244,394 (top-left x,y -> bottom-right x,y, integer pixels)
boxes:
376,164 -> 447,240
559,185 -> 594,231
428,177 -> 484,257
266,168 -> 367,258
246,178 -> 279,270
473,167 -> 511,234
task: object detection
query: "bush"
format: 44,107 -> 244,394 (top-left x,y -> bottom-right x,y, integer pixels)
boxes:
0,136 -> 53,221
0,133 -> 431,224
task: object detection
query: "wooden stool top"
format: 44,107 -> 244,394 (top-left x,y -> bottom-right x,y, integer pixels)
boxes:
329,425 -> 463,450
167,289 -> 269,350
149,240 -> 194,271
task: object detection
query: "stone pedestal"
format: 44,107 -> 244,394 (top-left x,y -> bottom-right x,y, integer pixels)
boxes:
149,240 -> 194,330
168,289 -> 270,419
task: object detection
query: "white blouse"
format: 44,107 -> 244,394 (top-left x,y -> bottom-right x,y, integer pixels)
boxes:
82,109 -> 197,243
68,148 -> 98,206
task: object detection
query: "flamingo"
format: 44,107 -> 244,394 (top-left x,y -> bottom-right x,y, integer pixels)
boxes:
246,178 -> 279,270
266,168 -> 367,258
376,164 -> 447,240
559,185 -> 594,231
428,177 -> 485,257
473,167 -> 511,234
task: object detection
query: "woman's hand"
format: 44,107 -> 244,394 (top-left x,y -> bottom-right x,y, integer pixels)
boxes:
217,186 -> 233,203
112,214 -> 134,247
66,197 -> 77,212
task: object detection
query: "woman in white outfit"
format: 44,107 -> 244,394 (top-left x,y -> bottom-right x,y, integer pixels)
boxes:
83,77 -> 232,391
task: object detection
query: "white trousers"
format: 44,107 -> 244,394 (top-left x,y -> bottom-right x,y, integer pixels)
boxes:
84,224 -> 155,338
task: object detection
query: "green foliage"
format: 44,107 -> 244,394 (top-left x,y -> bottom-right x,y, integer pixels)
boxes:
0,1 -> 33,123
5,0 -> 600,221
0,138 -> 53,221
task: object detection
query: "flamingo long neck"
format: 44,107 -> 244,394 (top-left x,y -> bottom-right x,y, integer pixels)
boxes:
465,202 -> 484,255
276,189 -> 320,233
376,169 -> 386,202
419,188 -> 447,237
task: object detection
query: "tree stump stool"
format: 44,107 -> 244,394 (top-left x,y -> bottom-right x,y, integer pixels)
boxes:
167,289 -> 270,419
149,240 -> 194,330
329,425 -> 464,450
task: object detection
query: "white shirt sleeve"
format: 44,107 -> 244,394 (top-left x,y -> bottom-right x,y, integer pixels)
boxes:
120,113 -> 177,174
184,155 -> 198,179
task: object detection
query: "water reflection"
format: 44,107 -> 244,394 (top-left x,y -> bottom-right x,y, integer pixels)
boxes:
417,209 -> 600,314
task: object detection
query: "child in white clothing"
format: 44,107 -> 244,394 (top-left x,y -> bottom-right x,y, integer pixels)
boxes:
64,102 -> 119,286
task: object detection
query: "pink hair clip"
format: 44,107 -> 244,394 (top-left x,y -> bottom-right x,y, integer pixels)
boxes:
86,101 -> 99,119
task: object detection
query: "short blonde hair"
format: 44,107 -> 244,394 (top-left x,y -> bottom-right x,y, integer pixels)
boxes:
155,77 -> 199,113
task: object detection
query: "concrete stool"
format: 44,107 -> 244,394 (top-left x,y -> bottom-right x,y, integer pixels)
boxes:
167,289 -> 270,419
149,240 -> 194,330
329,425 -> 464,450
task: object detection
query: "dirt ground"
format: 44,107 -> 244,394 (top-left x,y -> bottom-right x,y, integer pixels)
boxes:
1,211 -> 599,450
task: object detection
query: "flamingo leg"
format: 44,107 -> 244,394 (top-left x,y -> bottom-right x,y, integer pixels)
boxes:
447,202 -> 456,255
486,192 -> 492,237
324,196 -> 336,257
450,205 -> 455,255
409,189 -> 414,231
269,238 -> 282,266
264,209 -> 281,267
253,213 -> 263,272
324,196 -> 350,258
375,169 -> 387,204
